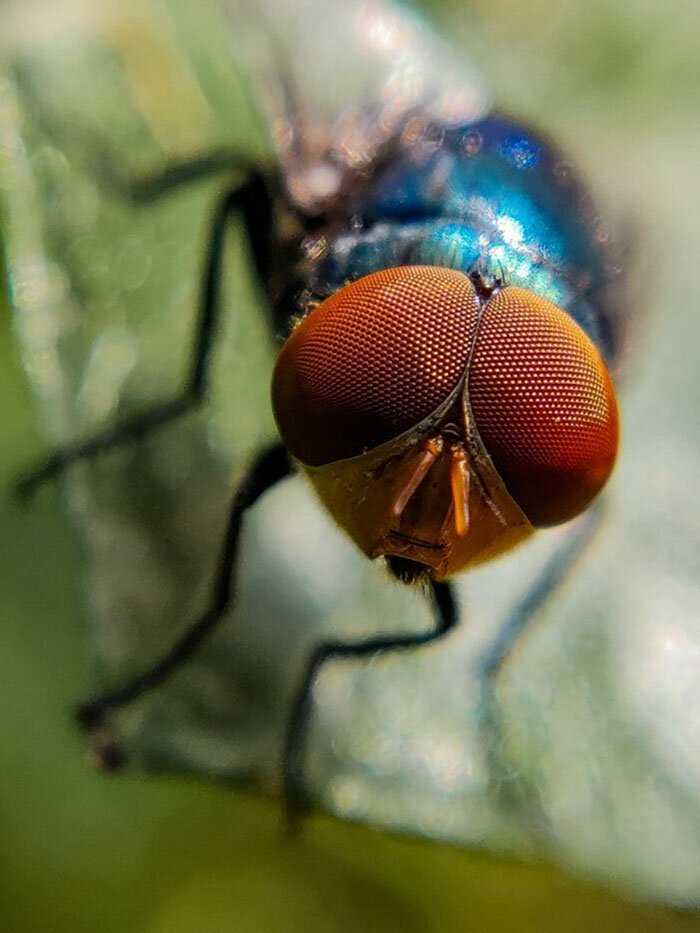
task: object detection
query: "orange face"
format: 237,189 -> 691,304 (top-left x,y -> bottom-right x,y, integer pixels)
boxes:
272,266 -> 619,579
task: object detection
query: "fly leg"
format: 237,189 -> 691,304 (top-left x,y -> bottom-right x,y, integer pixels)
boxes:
11,60 -> 250,206
77,443 -> 291,768
79,148 -> 254,206
15,170 -> 274,499
283,580 -> 458,827
476,503 -> 606,815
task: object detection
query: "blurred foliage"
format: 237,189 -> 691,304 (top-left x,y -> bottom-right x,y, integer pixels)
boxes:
2,0 -> 700,930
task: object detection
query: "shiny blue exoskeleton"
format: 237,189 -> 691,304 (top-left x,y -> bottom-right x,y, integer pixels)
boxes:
240,0 -> 624,369
310,114 -> 619,364
7,0 -> 629,825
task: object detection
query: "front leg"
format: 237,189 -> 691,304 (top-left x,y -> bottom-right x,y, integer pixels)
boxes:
77,443 -> 291,768
283,579 -> 458,826
476,504 -> 606,821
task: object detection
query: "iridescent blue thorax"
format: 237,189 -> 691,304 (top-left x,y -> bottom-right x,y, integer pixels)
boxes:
310,114 -> 617,361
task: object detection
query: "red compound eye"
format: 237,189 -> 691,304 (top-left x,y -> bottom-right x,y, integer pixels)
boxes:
272,266 -> 479,466
468,286 -> 619,527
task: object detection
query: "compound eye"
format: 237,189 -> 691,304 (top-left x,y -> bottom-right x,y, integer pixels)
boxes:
272,266 -> 479,466
468,287 -> 619,527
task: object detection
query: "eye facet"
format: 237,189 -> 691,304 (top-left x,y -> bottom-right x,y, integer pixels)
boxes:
467,286 -> 619,527
272,266 -> 479,466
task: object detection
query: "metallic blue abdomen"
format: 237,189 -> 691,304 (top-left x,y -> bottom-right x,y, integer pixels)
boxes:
316,114 -> 617,360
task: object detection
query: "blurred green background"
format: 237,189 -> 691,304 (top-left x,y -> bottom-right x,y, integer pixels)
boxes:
2,0 -> 700,930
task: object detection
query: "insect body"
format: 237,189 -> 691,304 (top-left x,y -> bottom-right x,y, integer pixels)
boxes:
273,264 -> 617,580
15,0 -> 624,817
268,79 -> 621,577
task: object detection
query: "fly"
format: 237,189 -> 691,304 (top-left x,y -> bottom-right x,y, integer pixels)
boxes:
13,0 -> 626,822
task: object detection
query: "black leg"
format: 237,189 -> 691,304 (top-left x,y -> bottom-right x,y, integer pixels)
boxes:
283,579 -> 458,825
15,171 -> 274,499
478,503 -> 605,681
90,149 -> 254,206
476,504 -> 606,821
12,61 -> 249,205
77,442 -> 291,766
